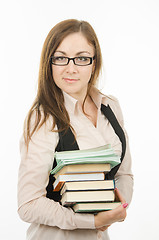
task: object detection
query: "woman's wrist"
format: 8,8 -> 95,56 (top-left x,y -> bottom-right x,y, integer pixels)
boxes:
94,210 -> 113,228
94,214 -> 100,228
94,212 -> 110,228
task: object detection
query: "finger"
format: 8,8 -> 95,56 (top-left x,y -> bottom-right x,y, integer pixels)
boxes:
118,219 -> 125,222
122,203 -> 128,209
97,225 -> 111,231
96,227 -> 105,231
99,227 -> 107,232
97,224 -> 111,230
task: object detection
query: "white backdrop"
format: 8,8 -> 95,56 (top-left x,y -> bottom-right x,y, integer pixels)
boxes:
0,0 -> 159,239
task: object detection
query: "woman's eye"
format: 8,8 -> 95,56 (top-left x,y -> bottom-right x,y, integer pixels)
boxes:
77,57 -> 88,61
55,57 -> 66,61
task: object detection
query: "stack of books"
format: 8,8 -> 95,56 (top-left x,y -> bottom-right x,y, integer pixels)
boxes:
51,144 -> 121,213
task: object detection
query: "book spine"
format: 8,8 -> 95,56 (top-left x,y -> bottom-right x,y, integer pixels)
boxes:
53,181 -> 65,192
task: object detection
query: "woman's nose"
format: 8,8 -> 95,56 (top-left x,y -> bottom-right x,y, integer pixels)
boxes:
65,59 -> 78,73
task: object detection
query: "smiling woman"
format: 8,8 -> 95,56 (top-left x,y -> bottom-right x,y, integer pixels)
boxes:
17,19 -> 133,240
23,19 -> 102,143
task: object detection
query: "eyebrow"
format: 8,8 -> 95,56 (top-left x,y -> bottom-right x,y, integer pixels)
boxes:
54,51 -> 91,56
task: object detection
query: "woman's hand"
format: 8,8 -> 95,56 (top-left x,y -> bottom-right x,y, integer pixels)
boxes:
96,225 -> 111,232
95,188 -> 128,229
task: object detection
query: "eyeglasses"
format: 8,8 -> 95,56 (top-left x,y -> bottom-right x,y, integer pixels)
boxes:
50,56 -> 95,66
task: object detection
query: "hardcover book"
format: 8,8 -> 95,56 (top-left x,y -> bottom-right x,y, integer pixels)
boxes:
54,163 -> 111,179
60,180 -> 115,195
72,202 -> 121,213
61,190 -> 115,206
53,173 -> 105,192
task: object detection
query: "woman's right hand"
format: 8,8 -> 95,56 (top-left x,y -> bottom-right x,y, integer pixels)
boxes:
94,188 -> 128,229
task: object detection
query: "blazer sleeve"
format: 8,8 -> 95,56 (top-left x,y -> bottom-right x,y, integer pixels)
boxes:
17,115 -> 95,230
106,96 -> 134,205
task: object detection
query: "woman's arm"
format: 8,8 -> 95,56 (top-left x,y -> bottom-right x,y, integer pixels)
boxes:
94,188 -> 128,229
105,96 -> 134,205
115,131 -> 134,205
17,118 -> 95,230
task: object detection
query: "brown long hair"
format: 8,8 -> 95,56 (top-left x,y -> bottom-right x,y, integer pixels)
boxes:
24,19 -> 102,147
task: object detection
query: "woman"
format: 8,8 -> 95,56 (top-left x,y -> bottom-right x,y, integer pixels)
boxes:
18,19 -> 133,240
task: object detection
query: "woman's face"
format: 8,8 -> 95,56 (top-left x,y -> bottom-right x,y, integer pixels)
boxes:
52,32 -> 95,101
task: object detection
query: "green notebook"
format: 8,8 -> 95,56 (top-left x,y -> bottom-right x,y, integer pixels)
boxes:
50,144 -> 121,175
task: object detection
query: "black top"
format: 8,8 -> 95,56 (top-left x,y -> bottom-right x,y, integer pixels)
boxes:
46,104 -> 126,201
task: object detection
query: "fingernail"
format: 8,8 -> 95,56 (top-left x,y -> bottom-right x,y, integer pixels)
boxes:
122,203 -> 128,208
115,187 -> 118,190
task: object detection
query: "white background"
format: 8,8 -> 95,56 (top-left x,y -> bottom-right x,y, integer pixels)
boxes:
0,0 -> 159,239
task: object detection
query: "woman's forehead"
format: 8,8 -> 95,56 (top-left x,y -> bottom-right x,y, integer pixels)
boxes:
55,32 -> 94,55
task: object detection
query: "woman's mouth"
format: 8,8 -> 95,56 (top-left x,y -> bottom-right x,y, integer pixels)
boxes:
63,78 -> 79,83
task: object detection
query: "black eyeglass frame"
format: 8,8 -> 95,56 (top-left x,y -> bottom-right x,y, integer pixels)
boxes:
50,56 -> 95,66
